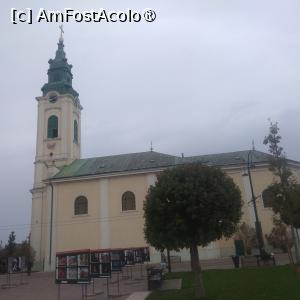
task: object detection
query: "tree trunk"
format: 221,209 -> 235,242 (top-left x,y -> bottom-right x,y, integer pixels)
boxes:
190,245 -> 205,299
287,247 -> 294,265
291,226 -> 300,263
167,249 -> 171,273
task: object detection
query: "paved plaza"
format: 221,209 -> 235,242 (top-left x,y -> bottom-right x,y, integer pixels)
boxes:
0,264 -> 149,300
0,255 -> 290,300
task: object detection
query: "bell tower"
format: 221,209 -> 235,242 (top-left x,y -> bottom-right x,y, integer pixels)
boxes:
30,30 -> 82,269
34,29 -> 82,185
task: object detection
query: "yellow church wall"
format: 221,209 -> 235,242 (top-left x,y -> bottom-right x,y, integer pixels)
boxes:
216,166 -> 296,256
108,174 -> 149,249
213,167 -> 276,256
226,169 -> 252,225
250,167 -> 276,235
46,173 -> 154,257
51,167 -> 279,255
40,163 -> 300,270
228,166 -> 276,235
54,179 -> 101,252
216,170 -> 244,255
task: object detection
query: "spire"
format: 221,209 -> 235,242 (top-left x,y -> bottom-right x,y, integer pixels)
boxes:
59,24 -> 64,43
252,139 -> 256,151
54,36 -> 66,61
55,25 -> 66,61
41,27 -> 78,98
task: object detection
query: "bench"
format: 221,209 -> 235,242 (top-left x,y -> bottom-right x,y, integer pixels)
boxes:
147,267 -> 163,290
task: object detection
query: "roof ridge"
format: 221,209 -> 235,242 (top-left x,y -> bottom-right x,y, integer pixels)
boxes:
185,149 -> 270,159
75,151 -> 179,161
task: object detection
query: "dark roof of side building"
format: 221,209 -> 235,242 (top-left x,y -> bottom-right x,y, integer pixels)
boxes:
51,149 -> 295,181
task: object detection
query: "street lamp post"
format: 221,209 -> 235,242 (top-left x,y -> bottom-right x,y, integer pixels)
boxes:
245,150 -> 264,256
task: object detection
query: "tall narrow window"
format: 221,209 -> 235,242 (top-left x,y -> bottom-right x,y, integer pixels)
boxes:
122,191 -> 136,211
74,120 -> 78,143
74,196 -> 88,215
47,115 -> 58,138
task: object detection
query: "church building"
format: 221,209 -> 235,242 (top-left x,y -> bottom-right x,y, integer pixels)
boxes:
30,34 -> 300,271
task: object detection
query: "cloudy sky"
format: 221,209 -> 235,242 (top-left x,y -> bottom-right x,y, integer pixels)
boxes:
0,0 -> 299,243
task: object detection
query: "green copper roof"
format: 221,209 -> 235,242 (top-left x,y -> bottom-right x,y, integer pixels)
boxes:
52,150 -> 281,180
182,150 -> 272,166
53,151 -> 178,179
41,37 -> 79,97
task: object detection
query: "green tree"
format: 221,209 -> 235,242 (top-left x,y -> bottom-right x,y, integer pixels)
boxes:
144,163 -> 242,299
263,121 -> 300,262
15,239 -> 36,265
265,218 -> 294,264
266,183 -> 300,228
5,231 -> 16,256
0,240 -> 4,258
263,121 -> 292,184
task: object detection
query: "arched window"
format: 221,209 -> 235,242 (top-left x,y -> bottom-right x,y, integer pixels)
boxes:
47,115 -> 58,138
122,191 -> 136,211
74,120 -> 78,143
74,196 -> 88,215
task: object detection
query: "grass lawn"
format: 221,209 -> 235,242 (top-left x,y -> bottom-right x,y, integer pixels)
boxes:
147,265 -> 300,300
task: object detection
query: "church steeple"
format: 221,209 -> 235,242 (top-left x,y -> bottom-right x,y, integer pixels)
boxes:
41,28 -> 78,97
31,30 -> 82,272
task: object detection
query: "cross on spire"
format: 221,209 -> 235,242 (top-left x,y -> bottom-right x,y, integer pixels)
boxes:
252,139 -> 256,151
59,24 -> 64,42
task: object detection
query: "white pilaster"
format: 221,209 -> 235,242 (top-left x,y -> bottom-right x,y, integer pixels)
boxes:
61,98 -> 68,156
44,184 -> 56,272
100,179 -> 110,249
36,101 -> 44,158
30,190 -> 43,262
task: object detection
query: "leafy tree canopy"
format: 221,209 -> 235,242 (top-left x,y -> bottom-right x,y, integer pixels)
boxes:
263,121 -> 300,228
263,121 -> 292,185
15,240 -> 36,263
5,231 -> 16,256
144,163 -> 242,251
265,218 -> 293,253
264,120 -> 300,262
265,183 -> 300,228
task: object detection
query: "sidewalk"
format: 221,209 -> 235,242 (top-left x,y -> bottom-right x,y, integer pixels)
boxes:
0,254 -> 290,300
125,292 -> 151,300
0,265 -> 149,300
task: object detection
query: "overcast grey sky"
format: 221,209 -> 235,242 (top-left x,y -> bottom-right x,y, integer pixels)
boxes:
0,0 -> 299,243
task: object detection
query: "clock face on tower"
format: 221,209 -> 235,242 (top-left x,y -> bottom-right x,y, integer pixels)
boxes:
48,92 -> 58,103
